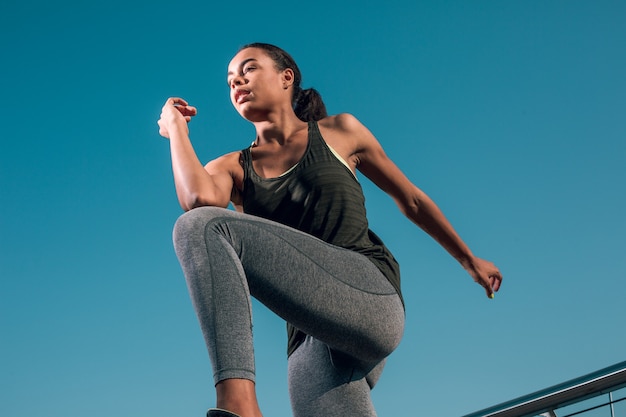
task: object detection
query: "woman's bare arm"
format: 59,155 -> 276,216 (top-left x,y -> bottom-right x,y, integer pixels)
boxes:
331,113 -> 502,297
158,97 -> 234,211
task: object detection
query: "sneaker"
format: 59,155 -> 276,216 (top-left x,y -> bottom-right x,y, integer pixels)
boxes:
206,408 -> 242,417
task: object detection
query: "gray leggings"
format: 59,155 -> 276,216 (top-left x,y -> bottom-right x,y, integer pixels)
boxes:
173,207 -> 405,417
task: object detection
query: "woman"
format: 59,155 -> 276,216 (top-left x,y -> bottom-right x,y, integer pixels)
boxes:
158,43 -> 502,417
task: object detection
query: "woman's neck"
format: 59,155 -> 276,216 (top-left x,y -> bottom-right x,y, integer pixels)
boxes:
252,111 -> 307,146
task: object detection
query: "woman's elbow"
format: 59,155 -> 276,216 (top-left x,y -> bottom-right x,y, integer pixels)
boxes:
395,195 -> 420,220
179,192 -> 228,212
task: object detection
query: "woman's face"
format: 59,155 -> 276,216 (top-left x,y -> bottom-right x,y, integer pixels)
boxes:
227,48 -> 293,121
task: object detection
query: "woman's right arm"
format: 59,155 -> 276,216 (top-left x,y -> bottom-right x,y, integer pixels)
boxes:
158,97 -> 234,211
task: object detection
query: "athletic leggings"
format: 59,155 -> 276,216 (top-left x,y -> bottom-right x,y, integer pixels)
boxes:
172,207 -> 405,417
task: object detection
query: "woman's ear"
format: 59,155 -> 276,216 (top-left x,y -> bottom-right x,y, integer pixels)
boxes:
282,68 -> 295,89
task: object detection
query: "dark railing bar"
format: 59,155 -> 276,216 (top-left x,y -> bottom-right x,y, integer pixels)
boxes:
562,395 -> 626,417
462,361 -> 626,417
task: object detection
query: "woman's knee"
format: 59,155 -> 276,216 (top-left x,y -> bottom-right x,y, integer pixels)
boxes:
174,206 -> 229,236
360,302 -> 405,363
172,206 -> 233,254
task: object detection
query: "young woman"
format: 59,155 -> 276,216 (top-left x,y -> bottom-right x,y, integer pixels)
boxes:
158,43 -> 502,417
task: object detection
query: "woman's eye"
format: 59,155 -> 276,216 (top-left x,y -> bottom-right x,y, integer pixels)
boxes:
243,66 -> 256,74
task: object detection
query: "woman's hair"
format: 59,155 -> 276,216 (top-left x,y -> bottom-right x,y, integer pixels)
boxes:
239,43 -> 328,122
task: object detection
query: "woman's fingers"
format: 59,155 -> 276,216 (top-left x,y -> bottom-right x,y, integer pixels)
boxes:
178,105 -> 197,118
491,272 -> 502,292
167,97 -> 187,106
485,272 -> 502,298
469,257 -> 502,299
165,97 -> 197,118
157,97 -> 198,139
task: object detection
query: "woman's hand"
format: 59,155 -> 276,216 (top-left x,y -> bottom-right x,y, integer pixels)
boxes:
465,257 -> 503,299
158,97 -> 197,139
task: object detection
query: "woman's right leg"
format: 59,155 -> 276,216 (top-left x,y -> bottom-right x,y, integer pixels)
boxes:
173,207 -> 404,414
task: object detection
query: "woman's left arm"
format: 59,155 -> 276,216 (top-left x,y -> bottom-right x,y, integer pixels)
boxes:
335,114 -> 502,298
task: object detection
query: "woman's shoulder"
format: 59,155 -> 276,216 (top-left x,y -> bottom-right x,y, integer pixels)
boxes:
205,150 -> 244,173
318,113 -> 365,133
317,113 -> 377,150
204,151 -> 245,189
316,114 -> 374,167
204,150 -> 245,206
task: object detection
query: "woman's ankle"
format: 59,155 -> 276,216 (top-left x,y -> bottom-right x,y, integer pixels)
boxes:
215,379 -> 263,417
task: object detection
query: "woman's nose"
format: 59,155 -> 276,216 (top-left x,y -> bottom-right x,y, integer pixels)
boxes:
231,76 -> 245,88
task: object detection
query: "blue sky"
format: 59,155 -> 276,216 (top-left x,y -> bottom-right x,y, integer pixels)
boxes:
1,1 -> 624,416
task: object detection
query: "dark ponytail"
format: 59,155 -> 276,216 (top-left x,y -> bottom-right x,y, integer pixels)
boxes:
294,87 -> 327,122
239,43 -> 328,122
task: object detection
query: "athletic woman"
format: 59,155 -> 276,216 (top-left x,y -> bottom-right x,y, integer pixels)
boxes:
158,43 -> 502,417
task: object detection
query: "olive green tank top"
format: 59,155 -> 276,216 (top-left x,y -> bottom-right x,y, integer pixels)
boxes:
241,121 -> 402,355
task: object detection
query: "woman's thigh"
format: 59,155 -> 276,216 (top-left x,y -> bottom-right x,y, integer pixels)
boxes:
175,206 -> 405,362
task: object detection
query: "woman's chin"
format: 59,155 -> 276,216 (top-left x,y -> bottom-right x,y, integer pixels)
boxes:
237,107 -> 268,123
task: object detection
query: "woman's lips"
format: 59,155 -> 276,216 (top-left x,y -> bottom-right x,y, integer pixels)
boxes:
235,89 -> 251,104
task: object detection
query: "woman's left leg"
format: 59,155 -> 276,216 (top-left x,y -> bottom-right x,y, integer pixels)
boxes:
288,335 -> 386,417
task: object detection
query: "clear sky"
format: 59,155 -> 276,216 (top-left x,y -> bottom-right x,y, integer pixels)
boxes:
1,1 -> 624,416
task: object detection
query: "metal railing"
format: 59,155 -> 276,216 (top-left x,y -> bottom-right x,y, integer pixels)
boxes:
463,361 -> 626,417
